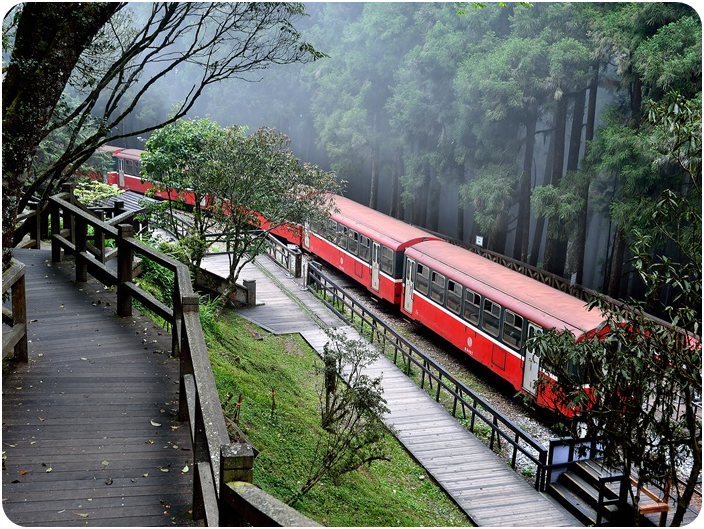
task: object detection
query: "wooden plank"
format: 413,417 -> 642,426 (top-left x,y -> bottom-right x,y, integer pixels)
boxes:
3,249 -> 193,527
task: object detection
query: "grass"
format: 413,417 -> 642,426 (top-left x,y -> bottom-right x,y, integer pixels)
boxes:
204,309 -> 472,527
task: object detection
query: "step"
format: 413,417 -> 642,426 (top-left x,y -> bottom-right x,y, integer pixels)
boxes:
559,471 -> 621,514
548,481 -> 601,526
575,458 -> 623,484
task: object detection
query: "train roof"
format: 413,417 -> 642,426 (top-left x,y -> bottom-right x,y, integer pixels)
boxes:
405,240 -> 605,336
330,195 -> 440,251
112,148 -> 144,161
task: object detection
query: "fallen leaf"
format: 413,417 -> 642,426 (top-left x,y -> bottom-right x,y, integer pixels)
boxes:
160,468 -> 169,473
46,467 -> 52,473
150,420 -> 161,427
73,513 -> 89,518
19,470 -> 28,475
143,473 -> 149,477
181,465 -> 189,473
101,460 -> 109,466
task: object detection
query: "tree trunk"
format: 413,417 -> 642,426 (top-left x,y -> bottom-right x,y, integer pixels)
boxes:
368,112 -> 378,210
563,88 -> 586,281
543,94 -> 569,276
456,161 -> 466,241
513,115 -> 537,262
2,2 -> 120,268
607,225 -> 626,298
426,168 -> 441,232
569,64 -> 599,286
390,150 -> 403,220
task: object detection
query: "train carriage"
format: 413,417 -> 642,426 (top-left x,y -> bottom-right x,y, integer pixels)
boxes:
302,195 -> 440,305
400,240 -> 606,410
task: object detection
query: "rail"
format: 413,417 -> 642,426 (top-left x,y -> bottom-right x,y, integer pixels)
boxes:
2,259 -> 28,362
265,234 -> 303,278
306,262 -> 549,490
48,190 -> 316,526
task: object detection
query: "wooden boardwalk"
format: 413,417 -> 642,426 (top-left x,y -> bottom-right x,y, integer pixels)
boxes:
202,253 -> 581,527
2,249 -> 194,527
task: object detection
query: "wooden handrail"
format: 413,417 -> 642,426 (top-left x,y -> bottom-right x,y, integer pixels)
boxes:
2,259 -> 28,362
47,190 -> 309,526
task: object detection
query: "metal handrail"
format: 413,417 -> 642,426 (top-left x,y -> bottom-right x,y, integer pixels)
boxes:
306,262 -> 549,490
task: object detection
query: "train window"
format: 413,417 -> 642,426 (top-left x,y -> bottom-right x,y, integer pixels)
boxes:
348,230 -> 359,255
380,246 -> 394,275
359,235 -> 371,262
447,280 -> 462,315
337,224 -> 348,249
463,288 -> 480,325
415,263 -> 429,295
482,298 -> 501,337
502,310 -> 524,349
430,271 -> 445,304
326,219 -> 337,242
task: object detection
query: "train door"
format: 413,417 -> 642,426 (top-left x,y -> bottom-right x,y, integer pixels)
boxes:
117,158 -> 125,187
303,222 -> 310,249
403,258 -> 415,313
371,242 -> 381,292
522,322 -> 542,396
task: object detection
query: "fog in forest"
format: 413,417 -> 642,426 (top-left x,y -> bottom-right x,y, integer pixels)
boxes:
111,2 -> 701,300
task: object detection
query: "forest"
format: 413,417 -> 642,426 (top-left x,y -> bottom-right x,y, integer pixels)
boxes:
4,2 -> 701,308
111,2 -> 702,305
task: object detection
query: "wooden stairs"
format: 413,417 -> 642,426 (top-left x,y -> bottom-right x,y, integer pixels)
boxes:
548,459 -> 628,526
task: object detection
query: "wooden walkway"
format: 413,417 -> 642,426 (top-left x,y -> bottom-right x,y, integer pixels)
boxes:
202,253 -> 581,527
2,249 -> 194,527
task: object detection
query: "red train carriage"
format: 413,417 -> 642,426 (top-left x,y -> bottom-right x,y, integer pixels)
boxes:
400,240 -> 605,411
302,195 -> 440,305
104,147 -> 201,206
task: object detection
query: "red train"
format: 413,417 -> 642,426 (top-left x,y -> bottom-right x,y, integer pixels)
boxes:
299,196 -> 605,411
103,146 -> 605,411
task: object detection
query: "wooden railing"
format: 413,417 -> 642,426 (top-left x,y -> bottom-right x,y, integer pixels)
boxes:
306,262 -> 549,490
2,259 -> 28,362
48,190 -> 316,526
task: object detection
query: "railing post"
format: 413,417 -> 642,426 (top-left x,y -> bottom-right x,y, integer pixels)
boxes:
179,294 -> 199,422
31,200 -> 41,249
116,224 -> 134,317
51,199 -> 62,263
219,443 -> 256,526
243,279 -> 256,307
94,210 -> 107,262
294,250 -> 302,278
75,215 -> 88,283
12,265 -> 28,363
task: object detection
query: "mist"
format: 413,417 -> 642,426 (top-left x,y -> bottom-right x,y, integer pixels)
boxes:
105,2 -> 700,302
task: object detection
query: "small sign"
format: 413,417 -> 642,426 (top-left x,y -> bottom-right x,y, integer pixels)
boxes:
475,235 -> 483,247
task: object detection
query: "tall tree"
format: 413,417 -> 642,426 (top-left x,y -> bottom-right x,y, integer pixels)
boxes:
2,2 -> 121,268
2,2 -> 323,268
140,118 -> 227,270
534,90 -> 701,526
587,2 -> 700,298
311,3 -> 419,209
